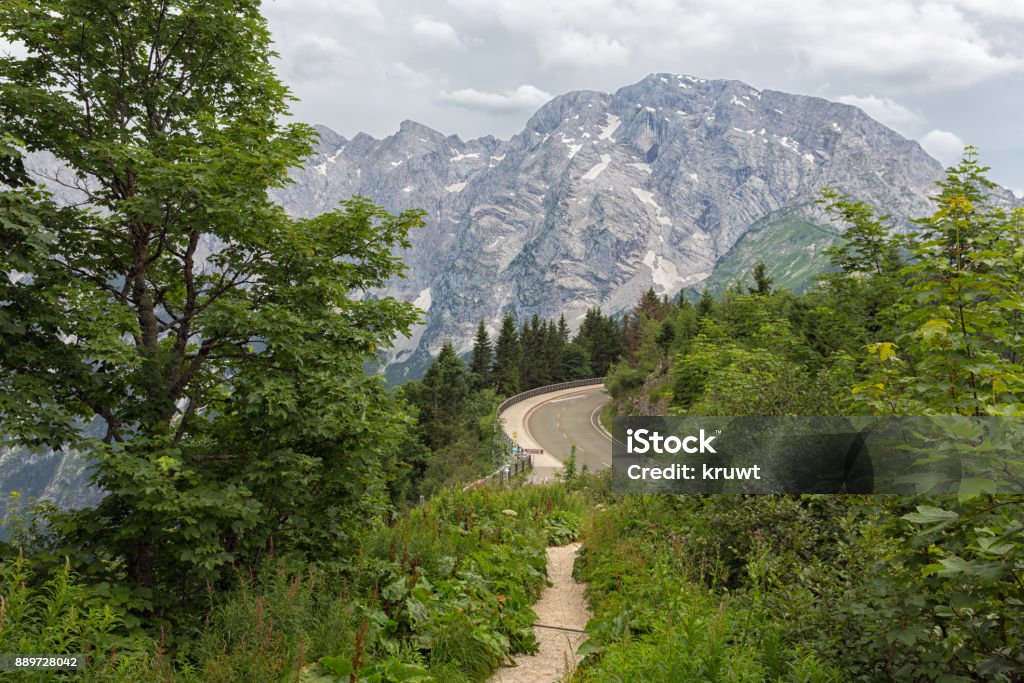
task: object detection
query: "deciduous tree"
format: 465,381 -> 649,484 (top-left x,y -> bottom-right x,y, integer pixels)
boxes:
0,0 -> 422,603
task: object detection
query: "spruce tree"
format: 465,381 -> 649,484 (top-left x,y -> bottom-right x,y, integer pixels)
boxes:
469,320 -> 493,390
575,308 -> 623,377
491,314 -> 522,396
520,314 -> 550,389
547,318 -> 566,381
656,319 -> 676,355
748,261 -> 774,295
557,314 -> 570,344
560,342 -> 592,380
696,287 -> 715,318
418,342 -> 471,448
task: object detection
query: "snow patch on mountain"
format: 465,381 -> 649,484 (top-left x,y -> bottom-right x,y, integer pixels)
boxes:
582,154 -> 612,181
598,114 -> 620,141
631,187 -> 658,208
643,250 -> 684,293
413,287 -> 432,311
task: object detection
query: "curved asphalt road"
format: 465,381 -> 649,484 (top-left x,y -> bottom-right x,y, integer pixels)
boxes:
524,388 -> 612,473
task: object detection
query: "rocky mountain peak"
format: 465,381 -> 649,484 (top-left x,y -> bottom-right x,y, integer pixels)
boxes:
267,74 -> 967,382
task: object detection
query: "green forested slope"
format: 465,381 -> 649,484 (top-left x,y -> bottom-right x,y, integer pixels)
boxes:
690,207 -> 841,297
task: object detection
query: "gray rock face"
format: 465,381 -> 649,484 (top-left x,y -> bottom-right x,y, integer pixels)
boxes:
271,74 -> 948,382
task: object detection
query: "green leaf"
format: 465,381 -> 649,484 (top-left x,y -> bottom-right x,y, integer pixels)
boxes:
902,505 -> 959,525
319,656 -> 353,678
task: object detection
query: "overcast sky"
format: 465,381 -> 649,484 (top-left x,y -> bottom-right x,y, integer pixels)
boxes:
262,0 -> 1024,196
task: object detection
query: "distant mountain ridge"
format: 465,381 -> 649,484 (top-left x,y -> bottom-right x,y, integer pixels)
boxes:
271,73 -> 987,382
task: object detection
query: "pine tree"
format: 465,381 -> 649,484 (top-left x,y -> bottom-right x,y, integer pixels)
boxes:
560,342 -> 592,380
656,319 -> 676,355
469,320 -> 493,390
520,314 -> 550,389
575,308 -> 623,377
748,261 -> 774,295
547,318 -> 567,381
418,342 -> 471,448
492,313 -> 522,396
626,288 -> 669,352
557,314 -> 571,345
636,288 -> 666,319
696,288 -> 715,318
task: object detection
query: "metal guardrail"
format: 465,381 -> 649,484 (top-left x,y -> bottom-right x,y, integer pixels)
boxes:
461,452 -> 533,492
496,377 -> 606,415
463,378 -> 605,492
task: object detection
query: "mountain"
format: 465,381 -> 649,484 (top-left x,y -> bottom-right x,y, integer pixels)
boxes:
271,73 -> 958,382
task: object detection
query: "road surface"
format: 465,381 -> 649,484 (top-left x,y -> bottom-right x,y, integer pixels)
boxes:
523,387 -> 611,476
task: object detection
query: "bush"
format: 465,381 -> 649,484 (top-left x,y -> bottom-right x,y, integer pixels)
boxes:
604,363 -> 647,399
0,554 -> 158,682
187,484 -> 593,682
572,496 -> 845,682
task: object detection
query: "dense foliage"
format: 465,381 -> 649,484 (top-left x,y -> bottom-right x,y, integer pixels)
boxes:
1,485 -> 589,681
573,487 -> 1023,681
573,494 -> 845,681
0,0 -> 423,625
594,150 -> 1024,680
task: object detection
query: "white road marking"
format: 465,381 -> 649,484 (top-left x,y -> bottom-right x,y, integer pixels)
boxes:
589,402 -> 615,444
547,394 -> 586,404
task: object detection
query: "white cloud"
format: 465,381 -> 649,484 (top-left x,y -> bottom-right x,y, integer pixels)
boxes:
447,0 -> 1024,87
391,61 -> 434,88
919,129 -> 967,165
269,0 -> 384,23
412,18 -> 463,48
953,0 -> 1024,21
286,34 -> 357,81
256,0 -> 1024,192
779,2 -> 1021,86
439,84 -> 553,112
837,94 -> 923,134
541,30 -> 628,68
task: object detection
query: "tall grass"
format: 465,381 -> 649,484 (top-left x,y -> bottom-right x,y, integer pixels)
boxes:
184,482 -> 593,681
1,478 -> 598,681
0,553 -> 160,682
570,495 -> 845,682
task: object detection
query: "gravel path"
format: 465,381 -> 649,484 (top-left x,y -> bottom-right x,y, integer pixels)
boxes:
489,542 -> 591,683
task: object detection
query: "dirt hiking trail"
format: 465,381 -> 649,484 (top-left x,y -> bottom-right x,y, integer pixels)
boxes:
489,542 -> 590,683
